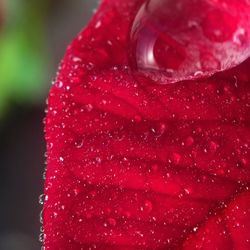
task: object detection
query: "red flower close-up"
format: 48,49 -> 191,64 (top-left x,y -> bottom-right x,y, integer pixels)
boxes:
44,0 -> 250,249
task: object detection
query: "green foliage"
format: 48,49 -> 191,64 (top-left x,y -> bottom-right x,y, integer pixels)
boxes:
0,0 -> 49,117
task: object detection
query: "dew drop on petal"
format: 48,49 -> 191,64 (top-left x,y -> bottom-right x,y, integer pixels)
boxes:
39,233 -> 45,243
39,194 -> 45,205
130,0 -> 250,84
151,163 -> 159,172
39,194 -> 48,205
74,139 -> 84,149
172,152 -> 181,164
144,200 -> 153,213
107,218 -> 117,226
185,136 -> 194,146
39,210 -> 44,224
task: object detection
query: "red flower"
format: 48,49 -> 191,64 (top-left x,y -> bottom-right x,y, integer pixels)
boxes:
44,0 -> 250,249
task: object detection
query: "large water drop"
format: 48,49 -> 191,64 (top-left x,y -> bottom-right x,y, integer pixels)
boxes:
130,0 -> 250,83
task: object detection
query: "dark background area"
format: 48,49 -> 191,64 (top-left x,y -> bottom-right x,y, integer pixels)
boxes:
0,1 -> 99,249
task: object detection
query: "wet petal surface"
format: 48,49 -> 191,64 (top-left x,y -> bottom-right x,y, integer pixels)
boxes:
44,0 -> 250,249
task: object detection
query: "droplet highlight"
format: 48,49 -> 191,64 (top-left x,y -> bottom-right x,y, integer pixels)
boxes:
130,0 -> 250,84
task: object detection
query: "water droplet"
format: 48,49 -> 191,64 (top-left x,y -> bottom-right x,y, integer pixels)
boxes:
53,212 -> 58,218
86,104 -> 93,112
151,163 -> 159,172
39,233 -> 45,242
135,231 -> 144,238
40,226 -> 44,233
95,20 -> 102,29
42,170 -> 47,180
172,153 -> 181,164
134,115 -> 142,123
144,200 -> 153,213
74,139 -> 84,149
96,157 -> 102,164
107,218 -> 117,226
39,194 -> 48,205
184,187 -> 192,195
39,194 -> 45,205
185,136 -> 194,146
209,141 -> 219,152
130,0 -> 250,84
240,158 -> 248,166
58,81 -> 63,88
151,122 -> 166,137
39,210 -> 44,224
86,62 -> 94,70
233,27 -> 247,45
72,57 -> 82,63
194,71 -> 203,77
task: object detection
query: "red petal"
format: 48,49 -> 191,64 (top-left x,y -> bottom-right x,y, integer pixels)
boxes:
44,0 -> 250,249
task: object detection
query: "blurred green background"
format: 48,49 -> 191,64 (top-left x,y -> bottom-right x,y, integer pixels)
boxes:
0,1 -> 98,249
